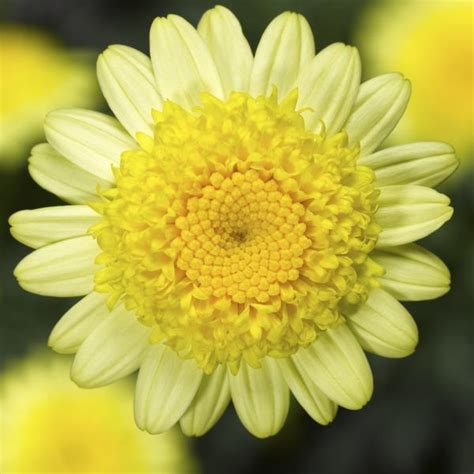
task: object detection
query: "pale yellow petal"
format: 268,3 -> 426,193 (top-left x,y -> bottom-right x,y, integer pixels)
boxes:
28,144 -> 111,204
293,323 -> 373,410
150,15 -> 223,108
278,358 -> 337,425
134,345 -> 203,434
9,205 -> 99,249
250,12 -> 315,97
71,306 -> 150,387
372,244 -> 450,300
45,109 -> 136,181
377,185 -> 453,247
197,5 -> 253,95
48,292 -> 109,354
347,288 -> 418,358
97,45 -> 163,138
345,73 -> 411,156
13,235 -> 98,297
229,358 -> 289,438
297,43 -> 360,133
180,364 -> 230,436
360,141 -> 458,187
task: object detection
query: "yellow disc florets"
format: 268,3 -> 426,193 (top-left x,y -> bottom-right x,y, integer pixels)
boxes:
175,170 -> 311,305
90,90 -> 382,374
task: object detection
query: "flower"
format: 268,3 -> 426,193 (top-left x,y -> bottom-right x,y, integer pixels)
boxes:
0,26 -> 98,169
354,0 -> 473,172
0,351 -> 197,472
10,6 -> 457,438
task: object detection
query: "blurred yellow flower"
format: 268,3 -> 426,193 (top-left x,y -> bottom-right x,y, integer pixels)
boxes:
0,352 -> 198,473
355,0 -> 473,170
0,26 -> 98,169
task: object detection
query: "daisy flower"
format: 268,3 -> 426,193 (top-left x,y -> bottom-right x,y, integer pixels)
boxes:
0,26 -> 98,169
355,0 -> 472,172
10,6 -> 457,438
0,352 -> 197,472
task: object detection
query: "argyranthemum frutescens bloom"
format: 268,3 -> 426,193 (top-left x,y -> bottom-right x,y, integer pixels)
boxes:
10,6 -> 457,438
0,352 -> 197,472
0,26 -> 98,169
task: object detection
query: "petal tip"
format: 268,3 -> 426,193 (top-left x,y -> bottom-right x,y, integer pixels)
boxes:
70,360 -> 107,389
70,362 -> 89,388
150,16 -> 166,32
13,258 -> 25,279
319,404 -> 339,425
47,332 -> 72,354
8,211 -> 20,227
443,206 -> 454,222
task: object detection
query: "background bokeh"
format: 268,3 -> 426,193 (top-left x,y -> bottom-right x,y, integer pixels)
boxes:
1,1 -> 473,473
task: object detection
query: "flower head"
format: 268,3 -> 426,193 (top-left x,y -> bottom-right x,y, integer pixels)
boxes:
91,89 -> 381,374
10,6 -> 457,438
0,352 -> 197,472
0,26 -> 98,169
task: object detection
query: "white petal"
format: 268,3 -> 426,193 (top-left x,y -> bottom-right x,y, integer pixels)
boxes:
71,305 -> 149,388
9,205 -> 99,249
347,288 -> 418,358
45,109 -> 136,181
97,45 -> 163,138
250,12 -> 315,98
293,323 -> 373,410
28,143 -> 111,204
278,358 -> 337,425
377,185 -> 453,247
372,244 -> 450,301
297,43 -> 360,134
14,235 -> 98,297
229,358 -> 289,438
360,142 -> 458,187
345,73 -> 411,156
134,345 -> 203,434
49,292 -> 109,354
197,5 -> 253,95
180,364 -> 230,436
150,15 -> 223,108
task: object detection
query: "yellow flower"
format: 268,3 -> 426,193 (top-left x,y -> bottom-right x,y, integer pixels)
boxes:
0,352 -> 197,473
355,0 -> 473,171
10,6 -> 457,438
0,26 -> 98,169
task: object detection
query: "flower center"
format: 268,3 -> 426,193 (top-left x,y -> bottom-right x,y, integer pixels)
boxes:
175,171 -> 311,305
90,90 -> 382,374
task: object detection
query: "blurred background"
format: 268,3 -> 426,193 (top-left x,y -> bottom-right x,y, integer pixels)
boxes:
1,0 -> 472,473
